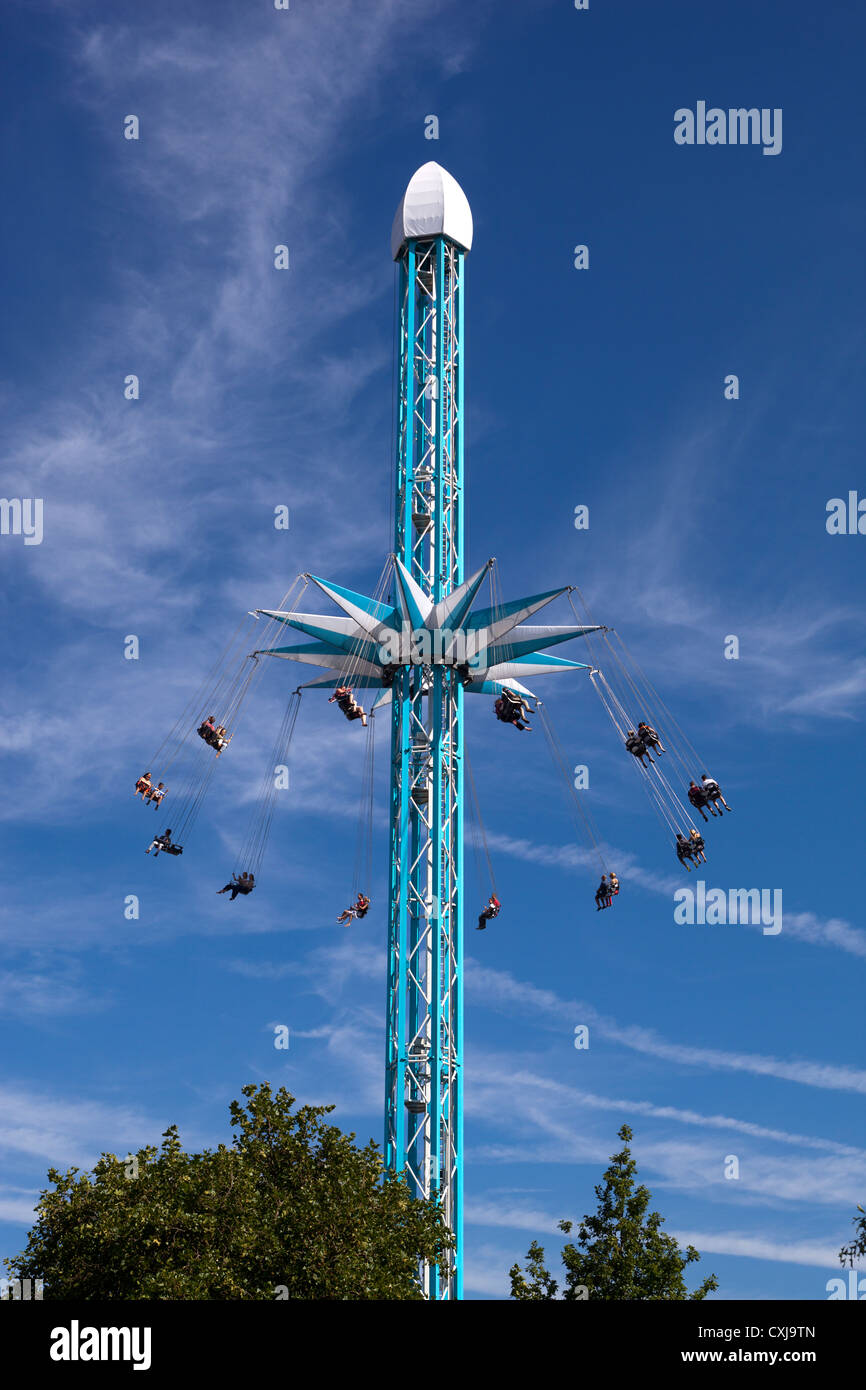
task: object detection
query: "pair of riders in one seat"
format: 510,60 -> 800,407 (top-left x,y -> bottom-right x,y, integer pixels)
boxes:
135,772 -> 166,806
676,830 -> 707,870
494,688 -> 533,732
687,775 -> 732,822
624,722 -> 665,766
217,871 -> 255,900
594,872 -> 620,910
197,716 -> 231,755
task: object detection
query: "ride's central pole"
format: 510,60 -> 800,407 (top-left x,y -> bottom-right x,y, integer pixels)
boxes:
254,168 -> 593,1297
385,165 -> 471,1299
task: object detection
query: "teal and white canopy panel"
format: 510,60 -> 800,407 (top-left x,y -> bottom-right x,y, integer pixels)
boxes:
255,558 -> 601,697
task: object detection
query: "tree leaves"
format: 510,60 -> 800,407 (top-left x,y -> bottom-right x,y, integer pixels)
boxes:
4,1083 -> 453,1300
839,1206 -> 866,1269
509,1124 -> 719,1301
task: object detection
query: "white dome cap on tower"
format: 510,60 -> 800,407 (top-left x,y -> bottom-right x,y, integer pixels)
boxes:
390,161 -> 473,260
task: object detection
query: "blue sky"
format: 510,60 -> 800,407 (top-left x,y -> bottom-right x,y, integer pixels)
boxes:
1,0 -> 864,1300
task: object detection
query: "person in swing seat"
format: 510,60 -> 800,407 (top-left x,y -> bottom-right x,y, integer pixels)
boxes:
476,894 -> 501,929
676,833 -> 694,870
636,721 -> 665,754
625,730 -> 654,768
329,686 -> 368,727
494,688 -> 532,731
146,781 -> 166,808
197,715 -> 217,745
687,780 -> 716,822
147,828 -> 175,857
701,773 -> 731,813
507,687 -> 534,722
595,875 -> 611,909
608,871 -> 620,897
135,772 -> 152,798
217,871 -> 255,900
688,828 -> 707,863
213,725 -> 231,756
336,892 -> 370,925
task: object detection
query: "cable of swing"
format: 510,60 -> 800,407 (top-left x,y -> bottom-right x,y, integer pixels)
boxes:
649,758 -> 698,835
365,714 -> 376,890
567,587 -> 610,676
576,594 -> 698,843
148,609 -> 259,774
220,576 -> 311,743
609,627 -> 706,776
568,593 -> 654,766
543,702 -> 609,856
156,583 -> 308,854
352,716 -> 376,893
593,671 -> 692,836
464,746 -> 497,894
466,783 -> 487,905
341,557 -> 394,690
571,580 -> 702,781
237,689 -> 302,876
260,691 -> 302,870
535,701 -> 607,875
596,631 -> 696,788
174,755 -> 220,844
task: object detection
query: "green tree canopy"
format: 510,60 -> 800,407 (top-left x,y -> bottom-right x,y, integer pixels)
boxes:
509,1125 -> 718,1301
4,1083 -> 453,1300
839,1205 -> 865,1268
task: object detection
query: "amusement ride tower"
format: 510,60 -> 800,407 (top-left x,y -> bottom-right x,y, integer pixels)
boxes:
256,163 -> 599,1298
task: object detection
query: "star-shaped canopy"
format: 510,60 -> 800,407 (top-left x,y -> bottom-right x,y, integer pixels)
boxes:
255,558 -> 602,704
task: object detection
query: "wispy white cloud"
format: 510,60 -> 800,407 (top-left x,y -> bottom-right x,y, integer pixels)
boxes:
0,0 -> 482,828
467,1056 -> 865,1211
0,1195 -> 40,1226
0,1084 -> 200,1174
466,1199 -> 563,1234
466,1199 -> 848,1272
670,1230 -> 849,1271
484,831 -> 866,957
467,961 -> 866,1094
467,1064 -> 865,1160
0,965 -> 108,1019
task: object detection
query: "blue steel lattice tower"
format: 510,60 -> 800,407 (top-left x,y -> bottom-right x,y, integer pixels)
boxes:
255,163 -> 599,1299
385,163 -> 471,1301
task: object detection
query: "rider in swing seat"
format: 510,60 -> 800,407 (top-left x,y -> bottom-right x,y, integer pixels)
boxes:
688,828 -> 707,863
330,686 -> 368,728
495,688 -> 532,732
675,833 -> 694,870
336,892 -> 371,925
476,894 -> 501,930
701,773 -> 731,813
687,780 -> 716,823
217,871 -> 255,900
625,730 -> 654,768
197,715 -> 218,745
595,875 -> 611,910
146,828 -> 181,857
636,721 -> 665,754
